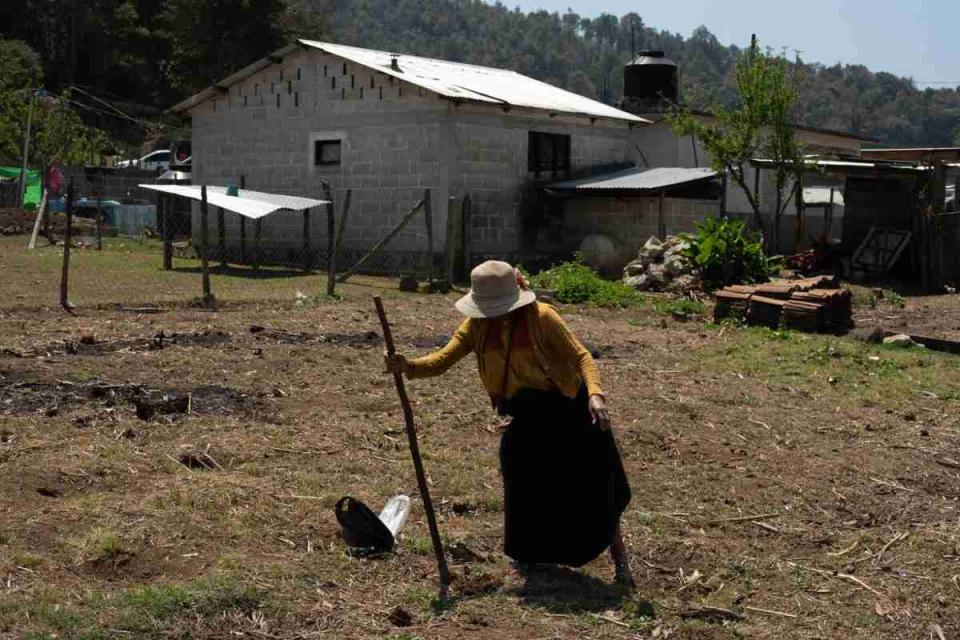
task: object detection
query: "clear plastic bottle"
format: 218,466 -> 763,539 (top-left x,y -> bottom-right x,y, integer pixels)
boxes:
378,495 -> 411,539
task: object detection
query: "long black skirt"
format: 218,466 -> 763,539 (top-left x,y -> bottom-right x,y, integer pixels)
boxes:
499,386 -> 631,567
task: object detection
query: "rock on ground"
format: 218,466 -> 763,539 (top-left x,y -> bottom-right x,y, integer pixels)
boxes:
623,235 -> 696,292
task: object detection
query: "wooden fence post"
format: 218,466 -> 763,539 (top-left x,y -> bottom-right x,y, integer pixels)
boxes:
753,164 -> 763,232
423,188 -> 434,286
253,219 -> 262,273
460,194 -> 472,280
95,184 -> 103,251
218,207 -> 226,268
445,196 -> 460,284
239,174 -> 247,264
59,177 -> 76,314
331,189 -> 352,290
162,194 -> 173,270
794,174 -> 805,251
823,187 -> 836,245
200,185 -> 213,304
322,182 -> 335,295
303,207 -> 312,273
658,190 -> 666,240
720,171 -> 728,219
774,186 -> 783,254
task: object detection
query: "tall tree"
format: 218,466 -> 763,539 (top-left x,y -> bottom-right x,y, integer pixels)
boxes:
671,38 -> 805,251
0,39 -> 106,180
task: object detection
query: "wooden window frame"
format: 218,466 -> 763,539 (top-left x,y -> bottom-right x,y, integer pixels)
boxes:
527,131 -> 571,175
313,139 -> 342,166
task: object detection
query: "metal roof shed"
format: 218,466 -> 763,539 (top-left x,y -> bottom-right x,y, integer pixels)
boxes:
751,158 -> 960,290
546,166 -> 721,241
547,166 -> 718,194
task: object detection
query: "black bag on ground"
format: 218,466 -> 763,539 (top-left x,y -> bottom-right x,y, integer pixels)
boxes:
335,496 -> 395,552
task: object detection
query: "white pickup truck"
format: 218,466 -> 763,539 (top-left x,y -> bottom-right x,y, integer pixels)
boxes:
116,149 -> 171,172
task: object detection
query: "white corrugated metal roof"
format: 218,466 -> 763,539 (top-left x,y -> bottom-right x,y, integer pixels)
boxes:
300,41 -> 647,123
548,166 -> 717,192
139,184 -> 329,219
173,40 -> 648,124
754,158 -> 931,173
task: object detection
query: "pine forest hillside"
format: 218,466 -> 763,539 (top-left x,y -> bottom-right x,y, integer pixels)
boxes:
2,0 -> 959,152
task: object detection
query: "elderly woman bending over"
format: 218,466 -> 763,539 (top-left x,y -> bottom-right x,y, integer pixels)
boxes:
386,260 -> 633,586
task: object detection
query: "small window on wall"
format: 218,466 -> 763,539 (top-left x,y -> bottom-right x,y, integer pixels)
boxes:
314,139 -> 342,166
528,131 -> 571,174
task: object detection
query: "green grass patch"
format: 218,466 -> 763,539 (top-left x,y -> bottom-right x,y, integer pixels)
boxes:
116,576 -> 274,632
698,326 -> 959,407
652,296 -> 706,317
527,259 -> 644,308
0,592 -> 105,639
68,527 -> 126,563
12,551 -> 45,568
0,236 -> 396,309
404,536 -> 435,556
855,288 -> 906,310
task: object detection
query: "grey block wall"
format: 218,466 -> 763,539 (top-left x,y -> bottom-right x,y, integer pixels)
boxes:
448,107 -> 637,258
189,47 -> 452,269
562,196 -> 720,267
186,47 -> 648,271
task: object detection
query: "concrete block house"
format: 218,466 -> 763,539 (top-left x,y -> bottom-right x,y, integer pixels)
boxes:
174,40 -> 718,271
173,41 -> 870,272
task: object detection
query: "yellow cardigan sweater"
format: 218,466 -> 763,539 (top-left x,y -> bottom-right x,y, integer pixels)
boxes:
406,302 -> 603,401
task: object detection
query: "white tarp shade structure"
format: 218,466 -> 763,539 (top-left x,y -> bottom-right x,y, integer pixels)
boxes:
139,183 -> 330,219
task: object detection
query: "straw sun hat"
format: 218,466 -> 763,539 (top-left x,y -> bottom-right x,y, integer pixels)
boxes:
455,260 -> 537,319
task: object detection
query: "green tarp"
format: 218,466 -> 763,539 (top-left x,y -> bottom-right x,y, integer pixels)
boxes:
0,167 -> 41,206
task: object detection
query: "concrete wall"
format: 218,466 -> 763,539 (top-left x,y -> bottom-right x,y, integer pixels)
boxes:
448,106 -> 636,259
562,195 -> 720,267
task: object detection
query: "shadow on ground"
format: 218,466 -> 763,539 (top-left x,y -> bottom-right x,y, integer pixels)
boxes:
515,565 -> 632,614
172,265 -> 312,279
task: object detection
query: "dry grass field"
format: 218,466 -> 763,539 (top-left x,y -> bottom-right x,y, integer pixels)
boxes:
1,236 -> 959,639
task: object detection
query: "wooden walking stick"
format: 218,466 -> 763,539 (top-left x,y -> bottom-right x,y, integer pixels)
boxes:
374,295 -> 451,597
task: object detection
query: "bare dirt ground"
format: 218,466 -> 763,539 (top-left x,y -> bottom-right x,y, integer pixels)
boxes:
1,237 -> 959,639
852,284 -> 960,343
0,208 -> 97,238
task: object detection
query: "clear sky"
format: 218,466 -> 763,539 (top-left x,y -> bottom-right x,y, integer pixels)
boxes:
498,0 -> 960,88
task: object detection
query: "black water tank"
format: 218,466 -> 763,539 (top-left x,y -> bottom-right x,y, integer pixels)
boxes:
623,50 -> 678,107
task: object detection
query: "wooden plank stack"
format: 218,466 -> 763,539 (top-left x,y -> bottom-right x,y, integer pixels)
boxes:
714,276 -> 852,332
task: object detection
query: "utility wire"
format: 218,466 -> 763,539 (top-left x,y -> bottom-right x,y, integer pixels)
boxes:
67,85 -> 190,132
70,85 -> 132,118
68,99 -> 190,133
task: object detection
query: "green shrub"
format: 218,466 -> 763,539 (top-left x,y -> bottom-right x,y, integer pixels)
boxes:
680,217 -> 773,290
528,259 -> 644,308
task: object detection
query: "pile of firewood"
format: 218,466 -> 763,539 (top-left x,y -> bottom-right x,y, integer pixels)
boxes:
714,276 -> 853,332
